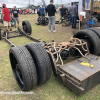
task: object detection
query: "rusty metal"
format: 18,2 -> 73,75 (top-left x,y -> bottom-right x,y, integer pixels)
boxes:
7,34 -> 22,39
0,27 -> 41,47
48,54 -> 58,77
43,38 -> 100,95
56,54 -> 100,95
18,27 -> 41,42
58,69 -> 82,86
0,29 -> 20,34
2,32 -> 16,47
44,38 -> 89,65
4,38 -> 16,47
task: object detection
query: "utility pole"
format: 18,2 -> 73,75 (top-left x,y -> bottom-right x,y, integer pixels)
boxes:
33,0 -> 34,5
29,0 -> 30,6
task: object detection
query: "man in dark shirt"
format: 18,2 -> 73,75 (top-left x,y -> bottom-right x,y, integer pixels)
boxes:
45,6 -> 47,16
12,6 -> 20,28
37,6 -> 41,16
59,4 -> 67,23
46,0 -> 56,32
34,8 -> 35,14
70,2 -> 77,29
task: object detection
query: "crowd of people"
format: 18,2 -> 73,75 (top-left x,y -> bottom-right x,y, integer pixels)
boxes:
2,3 -> 20,31
1,4 -> 37,32
37,0 -> 78,32
1,0 -> 78,33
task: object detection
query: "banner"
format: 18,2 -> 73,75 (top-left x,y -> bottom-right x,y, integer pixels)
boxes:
42,0 -> 46,7
78,0 -> 82,14
85,0 -> 91,10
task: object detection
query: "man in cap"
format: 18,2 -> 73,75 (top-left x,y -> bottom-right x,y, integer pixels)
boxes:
46,0 -> 56,32
2,3 -> 12,31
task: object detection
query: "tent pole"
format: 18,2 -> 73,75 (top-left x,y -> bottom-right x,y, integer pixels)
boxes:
79,15 -> 80,31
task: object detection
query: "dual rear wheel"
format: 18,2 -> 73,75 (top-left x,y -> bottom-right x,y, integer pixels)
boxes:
9,43 -> 52,91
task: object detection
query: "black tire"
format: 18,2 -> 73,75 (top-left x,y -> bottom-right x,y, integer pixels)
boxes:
55,21 -> 59,24
9,46 -> 37,91
65,16 -> 69,21
88,28 -> 100,39
25,42 -> 52,84
73,29 -> 100,56
22,20 -> 32,35
37,17 -> 41,24
0,29 -> 1,40
45,17 -> 48,25
41,17 -> 48,26
11,18 -> 15,27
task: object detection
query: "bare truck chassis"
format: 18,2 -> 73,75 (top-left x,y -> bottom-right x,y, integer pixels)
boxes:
1,20 -> 100,95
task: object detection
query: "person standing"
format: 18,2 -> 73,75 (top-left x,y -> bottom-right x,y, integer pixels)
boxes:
22,9 -> 23,14
37,6 -> 41,16
69,2 -> 73,24
2,3 -> 12,31
70,2 -> 77,29
34,8 -> 35,14
40,5 -> 45,17
0,7 -> 2,20
59,4 -> 68,23
45,6 -> 47,16
46,0 -> 56,32
20,9 -> 22,15
0,7 -> 2,12
12,6 -> 20,28
57,7 -> 59,14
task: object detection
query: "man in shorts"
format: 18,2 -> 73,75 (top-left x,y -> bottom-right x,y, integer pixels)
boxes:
59,4 -> 68,23
2,3 -> 12,31
12,6 -> 20,28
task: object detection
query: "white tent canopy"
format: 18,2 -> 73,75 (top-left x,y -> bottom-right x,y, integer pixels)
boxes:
6,4 -> 24,8
0,4 -> 24,8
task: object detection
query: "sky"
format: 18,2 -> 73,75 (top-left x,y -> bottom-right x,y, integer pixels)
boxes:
0,0 -> 79,7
